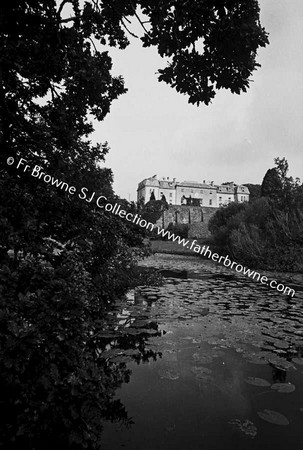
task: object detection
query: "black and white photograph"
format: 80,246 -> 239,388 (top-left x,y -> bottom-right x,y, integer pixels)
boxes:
1,1 -> 303,449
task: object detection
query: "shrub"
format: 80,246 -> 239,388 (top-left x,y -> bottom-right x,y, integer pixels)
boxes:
165,223 -> 189,239
0,248 -> 133,449
209,197 -> 303,272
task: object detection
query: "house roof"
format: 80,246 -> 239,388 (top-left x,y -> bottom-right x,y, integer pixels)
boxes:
177,181 -> 213,189
235,185 -> 250,194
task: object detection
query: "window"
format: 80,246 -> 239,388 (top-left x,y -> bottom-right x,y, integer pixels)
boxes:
219,196 -> 222,202
181,189 -> 184,192
169,193 -> 172,197
228,197 -> 231,203
191,190 -> 194,193
209,199 -> 212,205
210,191 -> 212,195
160,191 -> 163,195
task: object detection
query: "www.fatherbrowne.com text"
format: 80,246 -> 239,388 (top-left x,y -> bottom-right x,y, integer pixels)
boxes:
9,157 -> 296,298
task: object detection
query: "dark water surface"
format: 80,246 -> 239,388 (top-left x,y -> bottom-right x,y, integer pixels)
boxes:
101,254 -> 303,450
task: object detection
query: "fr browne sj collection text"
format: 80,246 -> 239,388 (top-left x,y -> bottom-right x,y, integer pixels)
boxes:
6,157 -> 150,226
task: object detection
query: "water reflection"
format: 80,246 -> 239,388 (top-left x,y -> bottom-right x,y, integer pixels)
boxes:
101,254 -> 303,449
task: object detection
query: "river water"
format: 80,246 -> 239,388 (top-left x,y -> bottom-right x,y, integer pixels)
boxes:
100,254 -> 303,450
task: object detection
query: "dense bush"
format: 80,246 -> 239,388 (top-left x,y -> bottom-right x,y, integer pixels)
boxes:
0,247 -> 135,449
208,201 -> 248,248
140,199 -> 168,226
229,206 -> 303,271
209,160 -> 303,272
165,223 -> 190,239
243,183 -> 261,202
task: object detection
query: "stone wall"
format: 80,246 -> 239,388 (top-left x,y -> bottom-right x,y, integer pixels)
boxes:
155,205 -> 218,239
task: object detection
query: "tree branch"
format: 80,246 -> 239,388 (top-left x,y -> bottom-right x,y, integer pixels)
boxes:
130,2 -> 151,37
120,19 -> 139,39
88,37 -> 98,53
57,0 -> 71,16
59,16 -> 77,24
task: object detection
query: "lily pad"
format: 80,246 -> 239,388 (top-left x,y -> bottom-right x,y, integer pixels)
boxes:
246,358 -> 268,365
257,409 -> 289,426
245,377 -> 271,387
292,357 -> 303,366
271,383 -> 295,393
268,357 -> 295,371
273,341 -> 289,349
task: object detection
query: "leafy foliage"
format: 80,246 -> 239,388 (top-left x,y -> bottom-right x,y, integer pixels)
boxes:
0,248 -> 133,449
141,199 -> 167,225
209,159 -> 303,271
0,1 -> 269,446
243,183 -> 261,202
261,168 -> 283,201
208,201 -> 247,248
166,223 -> 189,239
140,0 -> 269,104
1,2 -> 146,448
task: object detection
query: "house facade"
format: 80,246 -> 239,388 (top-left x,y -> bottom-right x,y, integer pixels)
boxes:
137,175 -> 249,207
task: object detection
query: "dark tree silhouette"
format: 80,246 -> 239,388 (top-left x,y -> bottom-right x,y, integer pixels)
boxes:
150,191 -> 156,201
261,168 -> 283,200
243,184 -> 261,202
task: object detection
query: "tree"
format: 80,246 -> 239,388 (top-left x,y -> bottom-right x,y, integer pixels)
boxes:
261,158 -> 303,210
0,1 -> 269,161
149,191 -> 156,201
142,0 -> 269,105
208,201 -> 247,248
274,157 -> 289,182
141,199 -> 165,224
261,168 -> 283,200
161,194 -> 169,208
210,160 -> 303,271
243,184 -> 261,202
0,1 -> 269,447
274,157 -> 303,209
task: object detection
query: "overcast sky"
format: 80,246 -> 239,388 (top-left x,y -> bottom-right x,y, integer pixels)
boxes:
93,0 -> 303,201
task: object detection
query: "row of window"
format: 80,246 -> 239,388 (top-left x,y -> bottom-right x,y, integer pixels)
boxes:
218,196 -> 232,202
180,189 -> 214,194
150,189 -> 246,205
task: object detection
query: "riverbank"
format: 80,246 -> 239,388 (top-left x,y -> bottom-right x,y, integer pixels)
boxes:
147,242 -> 302,297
